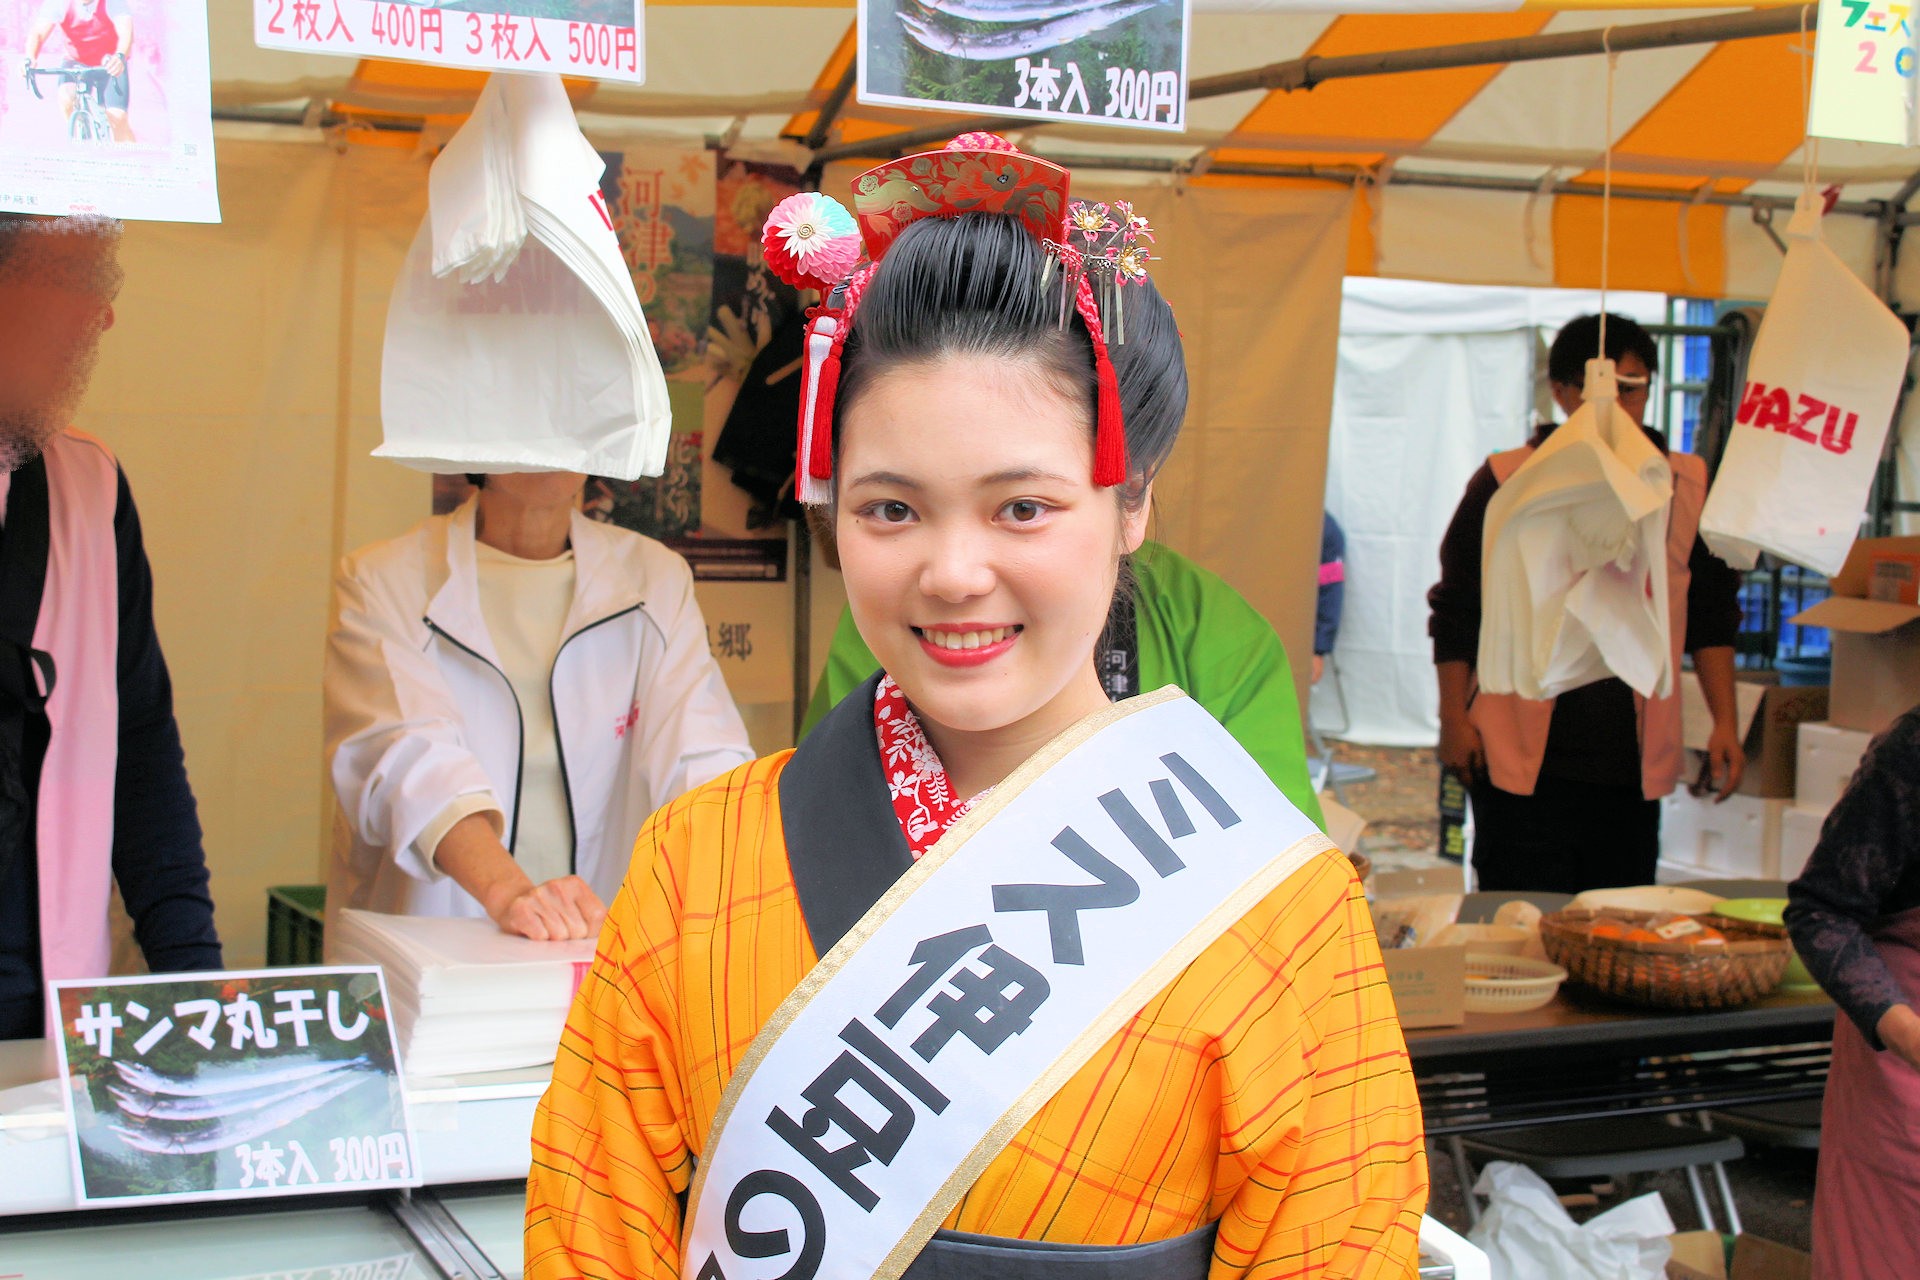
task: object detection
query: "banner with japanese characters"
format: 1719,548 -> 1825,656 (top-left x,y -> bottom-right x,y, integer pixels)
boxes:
253,0 -> 645,83
1809,0 -> 1919,145
0,0 -> 219,222
51,968 -> 419,1208
683,691 -> 1328,1279
858,0 -> 1189,131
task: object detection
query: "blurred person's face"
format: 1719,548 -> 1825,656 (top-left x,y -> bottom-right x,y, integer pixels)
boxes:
484,471 -> 588,510
0,219 -> 122,472
1551,351 -> 1652,429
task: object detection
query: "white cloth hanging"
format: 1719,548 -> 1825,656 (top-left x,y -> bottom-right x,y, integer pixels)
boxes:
379,73 -> 672,481
1478,359 -> 1676,702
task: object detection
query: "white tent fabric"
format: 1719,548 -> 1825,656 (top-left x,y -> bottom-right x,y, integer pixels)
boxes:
1315,278 -> 1665,746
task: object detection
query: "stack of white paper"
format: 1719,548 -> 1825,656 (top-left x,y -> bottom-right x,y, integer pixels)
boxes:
380,72 -> 671,481
328,909 -> 596,1079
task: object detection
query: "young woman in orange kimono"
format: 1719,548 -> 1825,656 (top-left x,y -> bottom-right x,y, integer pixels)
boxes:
525,137 -> 1428,1279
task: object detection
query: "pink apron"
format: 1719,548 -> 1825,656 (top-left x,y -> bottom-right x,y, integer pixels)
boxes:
1813,905 -> 1920,1279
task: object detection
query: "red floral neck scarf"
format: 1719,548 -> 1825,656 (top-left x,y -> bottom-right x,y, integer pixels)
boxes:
874,676 -> 981,859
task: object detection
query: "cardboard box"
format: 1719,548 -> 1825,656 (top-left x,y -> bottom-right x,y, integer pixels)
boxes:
1792,536 -> 1920,735
1371,865 -> 1469,1028
1867,550 -> 1920,605
1380,945 -> 1467,1029
1780,805 -> 1827,882
1794,720 -> 1874,812
1658,791 -> 1788,882
1680,672 -> 1829,799
1667,1231 -> 1812,1280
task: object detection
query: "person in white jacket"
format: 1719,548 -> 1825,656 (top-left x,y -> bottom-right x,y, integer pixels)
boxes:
324,472 -> 754,941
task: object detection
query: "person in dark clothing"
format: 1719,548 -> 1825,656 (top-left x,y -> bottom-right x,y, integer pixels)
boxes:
0,214 -> 219,1039
1313,512 -> 1344,686
1785,706 -> 1920,1278
1427,314 -> 1746,894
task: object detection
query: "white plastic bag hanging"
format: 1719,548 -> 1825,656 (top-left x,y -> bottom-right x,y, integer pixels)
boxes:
1467,1162 -> 1675,1280
379,73 -> 672,481
1700,193 -> 1910,576
1479,358 -> 1676,702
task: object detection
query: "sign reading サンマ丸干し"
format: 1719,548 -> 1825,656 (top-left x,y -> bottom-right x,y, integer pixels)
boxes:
51,967 -> 418,1207
253,0 -> 645,82
858,0 -> 1190,131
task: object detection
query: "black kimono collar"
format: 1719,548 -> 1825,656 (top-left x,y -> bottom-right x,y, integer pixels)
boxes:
779,671 -> 915,958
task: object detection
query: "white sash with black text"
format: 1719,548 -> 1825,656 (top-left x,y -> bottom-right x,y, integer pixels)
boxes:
684,688 -> 1334,1280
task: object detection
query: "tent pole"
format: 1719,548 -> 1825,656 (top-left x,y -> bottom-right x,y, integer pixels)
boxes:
809,5 -> 1815,164
1006,148 -> 1889,221
803,58 -> 859,151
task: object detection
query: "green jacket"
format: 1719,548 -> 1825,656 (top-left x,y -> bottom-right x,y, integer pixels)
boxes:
800,541 -> 1324,826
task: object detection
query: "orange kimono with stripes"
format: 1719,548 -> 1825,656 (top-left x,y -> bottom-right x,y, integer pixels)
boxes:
525,751 -> 1428,1279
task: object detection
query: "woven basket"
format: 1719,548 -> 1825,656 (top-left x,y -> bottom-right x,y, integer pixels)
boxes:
1539,908 -> 1792,1010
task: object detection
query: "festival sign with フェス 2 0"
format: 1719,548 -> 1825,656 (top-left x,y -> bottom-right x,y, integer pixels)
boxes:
254,0 -> 645,82
860,0 -> 1190,130
50,967 -> 419,1207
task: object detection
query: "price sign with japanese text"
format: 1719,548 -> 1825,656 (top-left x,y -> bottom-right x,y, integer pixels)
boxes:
859,0 -> 1189,131
50,968 -> 419,1208
1810,0 -> 1919,145
253,1 -> 645,83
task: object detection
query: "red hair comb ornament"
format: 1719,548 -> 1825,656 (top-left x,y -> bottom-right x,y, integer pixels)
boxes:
760,135 -> 1153,505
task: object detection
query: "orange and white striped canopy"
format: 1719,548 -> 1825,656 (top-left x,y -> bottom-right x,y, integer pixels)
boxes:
214,1 -> 1920,298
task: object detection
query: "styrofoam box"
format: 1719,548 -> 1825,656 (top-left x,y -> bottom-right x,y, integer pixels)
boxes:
1780,806 -> 1829,883
1796,721 -> 1875,813
1658,791 -> 1788,883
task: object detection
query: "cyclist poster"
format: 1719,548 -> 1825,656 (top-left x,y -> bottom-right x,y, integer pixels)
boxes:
0,0 -> 218,222
254,1 -> 645,83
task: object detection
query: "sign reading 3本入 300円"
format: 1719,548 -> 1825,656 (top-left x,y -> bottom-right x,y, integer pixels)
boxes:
858,0 -> 1190,131
50,967 -> 419,1208
254,0 -> 644,83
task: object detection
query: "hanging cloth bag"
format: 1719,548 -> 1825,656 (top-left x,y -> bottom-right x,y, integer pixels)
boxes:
1700,193 -> 1910,576
1478,359 -> 1676,702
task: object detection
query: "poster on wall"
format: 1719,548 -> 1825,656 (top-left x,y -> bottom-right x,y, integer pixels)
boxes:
0,0 -> 220,222
253,0 -> 645,83
1809,0 -> 1918,145
50,968 -> 418,1208
706,157 -> 808,535
858,0 -> 1189,130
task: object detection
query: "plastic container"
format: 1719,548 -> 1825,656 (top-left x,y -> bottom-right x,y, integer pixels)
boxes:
267,885 -> 326,967
1432,923 -> 1530,956
1463,954 -> 1567,1014
1713,897 -> 1818,990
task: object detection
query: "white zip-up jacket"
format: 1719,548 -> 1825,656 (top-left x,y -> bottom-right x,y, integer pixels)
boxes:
323,497 -> 753,923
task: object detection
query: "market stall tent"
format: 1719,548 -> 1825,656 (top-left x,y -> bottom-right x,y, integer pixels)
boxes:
76,1 -> 1920,966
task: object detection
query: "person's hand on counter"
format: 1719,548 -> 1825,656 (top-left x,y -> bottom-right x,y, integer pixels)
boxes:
1877,1003 -> 1920,1071
433,811 -> 607,941
490,876 -> 607,942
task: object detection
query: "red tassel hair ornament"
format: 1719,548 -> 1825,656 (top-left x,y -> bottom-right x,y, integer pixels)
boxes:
1075,274 -> 1129,488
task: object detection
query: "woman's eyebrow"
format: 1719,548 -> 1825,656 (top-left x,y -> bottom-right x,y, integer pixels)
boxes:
845,470 -> 921,490
981,467 -> 1074,486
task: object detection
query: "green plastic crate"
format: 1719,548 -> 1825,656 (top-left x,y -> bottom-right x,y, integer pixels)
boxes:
267,884 -> 326,967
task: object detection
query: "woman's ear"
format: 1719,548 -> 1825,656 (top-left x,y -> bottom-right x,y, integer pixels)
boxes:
1119,481 -> 1152,555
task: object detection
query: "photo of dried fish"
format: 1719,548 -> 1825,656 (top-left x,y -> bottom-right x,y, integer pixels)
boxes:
861,0 -> 1185,129
898,0 -> 1160,62
55,971 -> 411,1204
